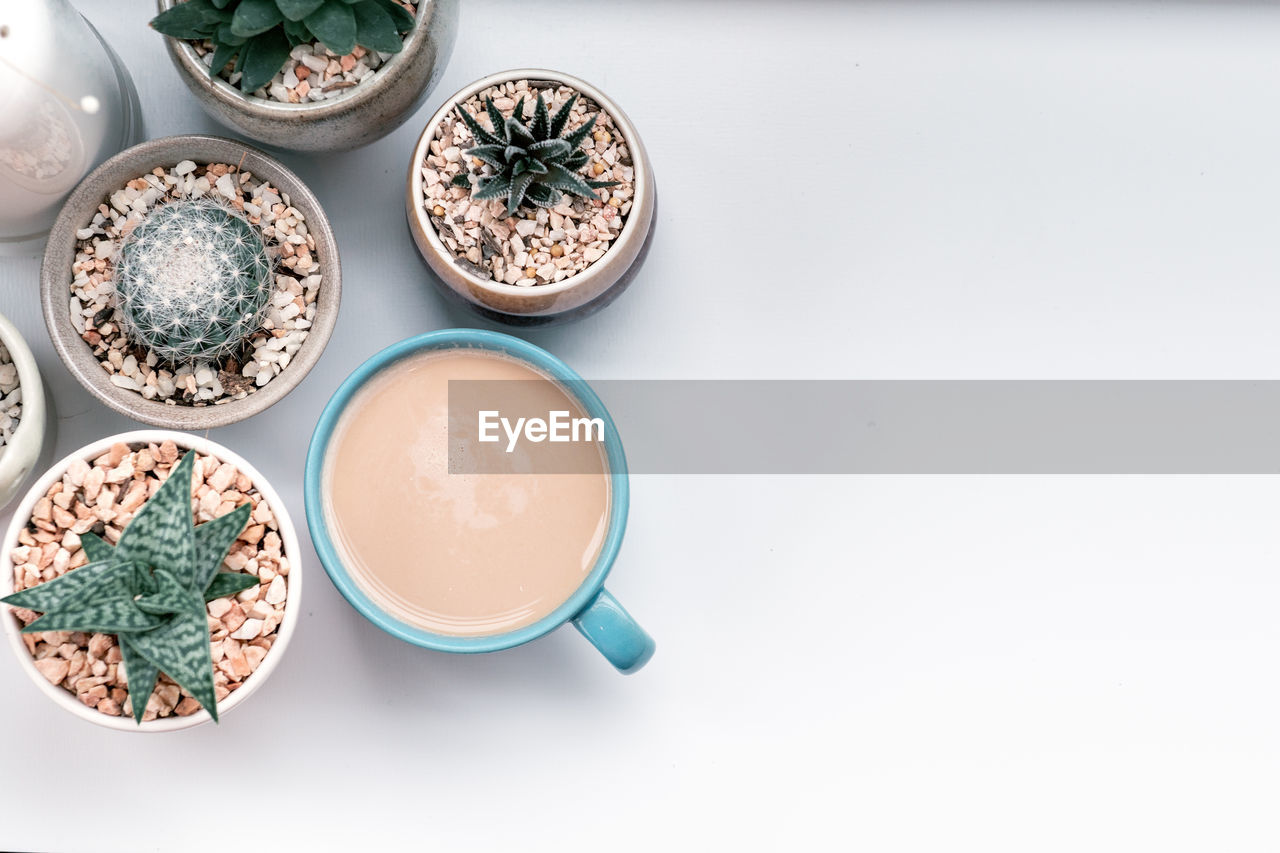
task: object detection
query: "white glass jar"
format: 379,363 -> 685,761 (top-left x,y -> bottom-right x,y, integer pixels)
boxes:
0,0 -> 141,247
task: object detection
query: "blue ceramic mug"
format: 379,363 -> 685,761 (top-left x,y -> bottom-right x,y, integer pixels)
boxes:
303,329 -> 654,673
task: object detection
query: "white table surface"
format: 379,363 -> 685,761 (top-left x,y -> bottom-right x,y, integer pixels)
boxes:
3,1 -> 1280,850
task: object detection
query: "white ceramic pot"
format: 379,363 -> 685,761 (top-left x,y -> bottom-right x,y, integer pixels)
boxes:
0,312 -> 51,512
0,430 -> 301,732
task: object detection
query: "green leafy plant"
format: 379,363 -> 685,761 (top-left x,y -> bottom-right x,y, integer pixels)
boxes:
115,199 -> 274,366
1,450 -> 259,724
451,92 -> 619,217
150,0 -> 415,94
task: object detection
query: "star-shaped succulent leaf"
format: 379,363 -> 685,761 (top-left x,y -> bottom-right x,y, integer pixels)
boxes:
2,450 -> 261,724
451,92 -> 621,217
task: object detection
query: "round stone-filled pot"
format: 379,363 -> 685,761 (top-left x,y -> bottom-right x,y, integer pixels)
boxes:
40,134 -> 341,429
156,0 -> 458,152
0,430 -> 301,731
406,69 -> 657,326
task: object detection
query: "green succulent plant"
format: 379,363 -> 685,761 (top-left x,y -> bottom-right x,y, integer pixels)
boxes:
450,92 -> 619,217
150,0 -> 415,94
115,199 -> 274,366
1,450 -> 260,724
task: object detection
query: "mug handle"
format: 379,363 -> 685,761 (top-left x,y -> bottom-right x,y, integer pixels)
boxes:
572,588 -> 655,673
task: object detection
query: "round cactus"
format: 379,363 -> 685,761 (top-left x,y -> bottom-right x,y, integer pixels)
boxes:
114,199 -> 274,365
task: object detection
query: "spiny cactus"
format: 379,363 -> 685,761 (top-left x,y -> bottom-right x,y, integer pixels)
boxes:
150,0 -> 415,93
1,450 -> 260,724
451,92 -> 620,217
115,199 -> 274,366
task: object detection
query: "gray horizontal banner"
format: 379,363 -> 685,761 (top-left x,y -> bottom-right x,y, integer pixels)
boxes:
447,381 -> 1280,474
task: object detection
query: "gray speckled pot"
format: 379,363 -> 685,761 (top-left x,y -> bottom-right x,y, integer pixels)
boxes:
40,134 -> 341,430
157,0 -> 458,153
406,69 -> 657,326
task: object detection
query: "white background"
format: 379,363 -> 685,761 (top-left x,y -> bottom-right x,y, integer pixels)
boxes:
2,1 -> 1279,850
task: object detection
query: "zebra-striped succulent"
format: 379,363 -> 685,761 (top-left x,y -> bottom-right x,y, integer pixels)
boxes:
114,199 -> 274,366
1,450 -> 259,724
451,92 -> 619,217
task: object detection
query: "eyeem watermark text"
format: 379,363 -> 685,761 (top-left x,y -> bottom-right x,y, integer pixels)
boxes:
478,410 -> 605,453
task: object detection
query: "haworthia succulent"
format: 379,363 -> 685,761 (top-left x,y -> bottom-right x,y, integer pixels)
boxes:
118,636 -> 160,725
24,595 -> 165,634
126,604 -> 219,722
541,163 -> 601,199
0,447 -> 261,724
113,452 -> 198,586
134,569 -> 196,616
548,94 -> 577,139
204,571 -> 262,602
2,559 -> 133,613
456,106 -> 503,147
78,531 -> 116,564
193,502 -> 253,592
530,93 -> 550,141
454,92 -> 620,217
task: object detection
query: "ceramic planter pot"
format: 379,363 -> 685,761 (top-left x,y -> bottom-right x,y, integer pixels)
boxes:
406,69 -> 657,326
156,0 -> 458,153
40,134 -> 341,429
0,430 -> 302,731
0,312 -> 53,513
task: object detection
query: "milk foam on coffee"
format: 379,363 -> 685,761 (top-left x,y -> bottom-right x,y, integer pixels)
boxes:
323,348 -> 611,636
